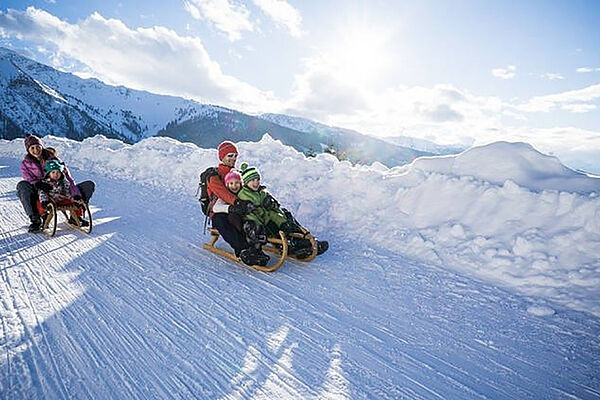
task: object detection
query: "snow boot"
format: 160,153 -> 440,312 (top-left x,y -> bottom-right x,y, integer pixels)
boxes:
239,248 -> 269,267
317,240 -> 329,255
68,216 -> 89,227
289,237 -> 313,259
28,216 -> 42,232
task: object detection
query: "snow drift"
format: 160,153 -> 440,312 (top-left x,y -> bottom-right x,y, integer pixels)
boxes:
2,135 -> 599,315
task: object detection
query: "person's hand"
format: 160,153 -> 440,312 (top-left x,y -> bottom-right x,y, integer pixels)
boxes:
230,199 -> 255,215
261,194 -> 279,210
73,195 -> 85,205
41,200 -> 51,210
34,181 -> 52,192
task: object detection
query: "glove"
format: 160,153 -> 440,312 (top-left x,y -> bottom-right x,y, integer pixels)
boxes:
230,199 -> 255,216
72,195 -> 84,205
261,194 -> 279,210
35,181 -> 52,192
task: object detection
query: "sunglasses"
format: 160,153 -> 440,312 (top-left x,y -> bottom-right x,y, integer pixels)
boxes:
225,153 -> 238,158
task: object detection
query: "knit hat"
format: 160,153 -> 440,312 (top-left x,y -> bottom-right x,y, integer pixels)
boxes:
44,159 -> 64,176
224,169 -> 242,185
25,134 -> 42,150
217,141 -> 238,161
240,162 -> 260,184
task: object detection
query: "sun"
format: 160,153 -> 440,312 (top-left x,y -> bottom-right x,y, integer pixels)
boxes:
326,23 -> 395,86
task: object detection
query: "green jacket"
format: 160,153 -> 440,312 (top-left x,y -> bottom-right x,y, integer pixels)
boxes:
237,186 -> 287,229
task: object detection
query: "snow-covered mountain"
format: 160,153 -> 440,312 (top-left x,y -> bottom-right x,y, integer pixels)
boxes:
1,135 -> 599,398
381,134 -> 466,155
0,47 -> 231,142
260,112 -> 441,162
0,47 -> 431,166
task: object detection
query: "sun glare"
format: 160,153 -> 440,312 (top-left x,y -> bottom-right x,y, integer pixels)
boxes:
327,24 -> 394,86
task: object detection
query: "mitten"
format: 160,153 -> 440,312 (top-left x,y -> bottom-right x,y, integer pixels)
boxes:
35,181 -> 52,192
262,194 -> 279,210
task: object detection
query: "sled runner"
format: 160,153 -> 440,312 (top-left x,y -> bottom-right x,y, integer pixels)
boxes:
203,226 -> 318,272
39,198 -> 93,237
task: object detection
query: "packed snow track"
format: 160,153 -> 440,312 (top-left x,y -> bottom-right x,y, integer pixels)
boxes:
1,159 -> 599,399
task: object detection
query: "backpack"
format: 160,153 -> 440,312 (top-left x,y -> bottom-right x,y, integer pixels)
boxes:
197,167 -> 219,215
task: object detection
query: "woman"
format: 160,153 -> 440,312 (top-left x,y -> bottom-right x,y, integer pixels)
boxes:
207,140 -> 269,266
17,134 -> 95,232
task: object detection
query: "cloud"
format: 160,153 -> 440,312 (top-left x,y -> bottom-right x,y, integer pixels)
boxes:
542,72 -> 564,80
519,83 -> 600,113
576,67 -> 600,73
284,56 -> 368,119
252,0 -> 303,37
491,65 -> 516,79
0,7 -> 278,112
184,0 -> 254,41
561,103 -> 597,113
418,103 -> 464,122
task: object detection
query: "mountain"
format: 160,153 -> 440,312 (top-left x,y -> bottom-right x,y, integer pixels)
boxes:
1,47 -> 430,166
380,135 -> 466,155
259,113 -> 438,164
0,47 -> 219,143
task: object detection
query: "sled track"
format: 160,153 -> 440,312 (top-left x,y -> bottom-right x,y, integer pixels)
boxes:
1,158 -> 600,399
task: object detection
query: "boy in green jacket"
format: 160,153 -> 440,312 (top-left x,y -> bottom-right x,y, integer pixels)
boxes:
237,163 -> 328,258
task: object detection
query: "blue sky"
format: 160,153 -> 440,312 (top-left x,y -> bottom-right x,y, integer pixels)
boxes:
1,0 -> 599,169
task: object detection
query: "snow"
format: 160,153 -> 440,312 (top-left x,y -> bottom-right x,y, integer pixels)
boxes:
1,135 -> 600,398
2,135 -> 599,317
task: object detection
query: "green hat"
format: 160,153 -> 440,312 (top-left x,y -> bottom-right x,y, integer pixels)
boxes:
240,162 -> 260,184
44,159 -> 64,176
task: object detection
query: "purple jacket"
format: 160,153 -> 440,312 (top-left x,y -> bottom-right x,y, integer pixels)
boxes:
20,154 -> 81,198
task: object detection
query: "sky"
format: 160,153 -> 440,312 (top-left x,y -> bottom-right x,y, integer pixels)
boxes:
1,0 -> 600,170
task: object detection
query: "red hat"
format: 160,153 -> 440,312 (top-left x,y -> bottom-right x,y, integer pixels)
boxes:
217,141 -> 238,161
224,170 -> 242,185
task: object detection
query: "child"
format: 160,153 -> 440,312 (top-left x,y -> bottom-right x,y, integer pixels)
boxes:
38,159 -> 72,206
212,169 -> 245,232
38,159 -> 88,226
237,163 -> 328,258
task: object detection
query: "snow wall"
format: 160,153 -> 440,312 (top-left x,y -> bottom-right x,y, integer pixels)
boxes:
2,135 -> 599,316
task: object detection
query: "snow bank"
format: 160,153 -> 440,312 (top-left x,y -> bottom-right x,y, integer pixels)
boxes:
2,135 -> 600,316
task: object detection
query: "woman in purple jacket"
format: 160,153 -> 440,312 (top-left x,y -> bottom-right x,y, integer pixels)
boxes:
17,134 -> 95,232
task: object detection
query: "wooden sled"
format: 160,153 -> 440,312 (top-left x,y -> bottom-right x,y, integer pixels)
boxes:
41,199 -> 93,237
203,226 -> 318,272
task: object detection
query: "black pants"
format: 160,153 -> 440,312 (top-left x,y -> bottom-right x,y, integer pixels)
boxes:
16,180 -> 96,218
211,213 -> 247,255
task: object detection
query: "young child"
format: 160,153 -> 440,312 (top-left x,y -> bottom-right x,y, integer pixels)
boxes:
212,169 -> 245,231
38,159 -> 72,206
237,163 -> 328,258
38,159 -> 88,226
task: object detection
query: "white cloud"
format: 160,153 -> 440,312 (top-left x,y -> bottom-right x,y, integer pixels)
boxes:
576,67 -> 600,73
286,56 -> 507,142
252,0 -> 303,37
542,72 -> 564,80
561,103 -> 597,113
492,65 -> 516,80
0,7 -> 277,112
184,0 -> 254,41
519,83 -> 600,113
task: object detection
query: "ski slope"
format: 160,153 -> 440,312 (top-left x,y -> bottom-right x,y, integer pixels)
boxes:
1,157 -> 600,398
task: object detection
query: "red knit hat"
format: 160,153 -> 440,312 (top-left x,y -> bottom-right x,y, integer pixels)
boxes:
217,141 -> 238,161
224,170 -> 242,185
25,134 -> 42,150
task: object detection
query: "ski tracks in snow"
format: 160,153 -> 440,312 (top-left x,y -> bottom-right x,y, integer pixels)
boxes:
1,158 -> 599,399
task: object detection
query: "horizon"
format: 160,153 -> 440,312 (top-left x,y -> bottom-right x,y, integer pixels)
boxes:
1,1 -> 599,171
